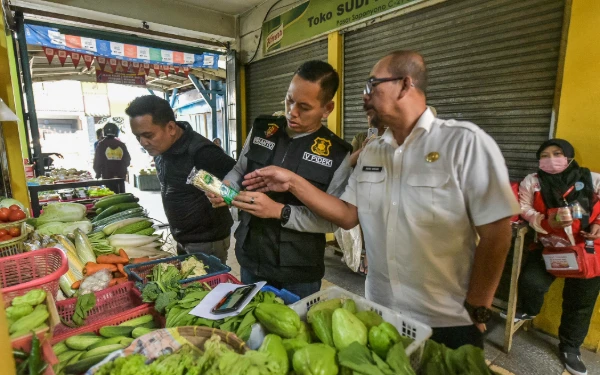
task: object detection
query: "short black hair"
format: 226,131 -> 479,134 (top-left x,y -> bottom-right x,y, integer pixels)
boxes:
295,60 -> 339,104
103,122 -> 119,136
125,95 -> 176,126
96,128 -> 103,138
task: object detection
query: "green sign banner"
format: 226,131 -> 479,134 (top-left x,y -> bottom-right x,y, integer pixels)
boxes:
263,0 -> 421,54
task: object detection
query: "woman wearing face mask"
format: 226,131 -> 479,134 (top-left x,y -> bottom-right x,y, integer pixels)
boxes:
517,139 -> 600,375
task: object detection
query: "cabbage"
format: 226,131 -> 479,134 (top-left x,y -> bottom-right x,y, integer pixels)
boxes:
33,203 -> 86,227
36,221 -> 92,236
0,198 -> 27,213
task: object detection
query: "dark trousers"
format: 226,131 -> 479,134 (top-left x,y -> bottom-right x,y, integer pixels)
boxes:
431,325 -> 484,350
241,268 -> 321,299
519,249 -> 600,354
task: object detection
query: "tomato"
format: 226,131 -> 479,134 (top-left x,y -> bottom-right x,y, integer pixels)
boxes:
8,205 -> 21,211
0,229 -> 7,236
0,208 -> 9,222
8,227 -> 21,237
8,209 -> 26,222
0,234 -> 13,242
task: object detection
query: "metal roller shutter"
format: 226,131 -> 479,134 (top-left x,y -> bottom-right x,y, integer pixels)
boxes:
246,39 -> 328,132
343,0 -> 564,179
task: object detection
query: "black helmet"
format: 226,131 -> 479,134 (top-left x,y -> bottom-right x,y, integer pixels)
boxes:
103,122 -> 119,137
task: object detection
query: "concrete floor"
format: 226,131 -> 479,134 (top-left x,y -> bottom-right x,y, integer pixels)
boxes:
131,184 -> 600,375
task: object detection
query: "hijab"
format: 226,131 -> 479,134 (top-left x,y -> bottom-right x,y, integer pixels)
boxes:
536,139 -> 594,216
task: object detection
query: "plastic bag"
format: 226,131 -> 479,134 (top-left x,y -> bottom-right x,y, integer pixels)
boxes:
335,225 -> 363,273
79,269 -> 112,295
187,168 -> 239,205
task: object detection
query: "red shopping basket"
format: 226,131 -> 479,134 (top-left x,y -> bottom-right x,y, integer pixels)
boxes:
53,281 -> 149,339
0,248 -> 68,303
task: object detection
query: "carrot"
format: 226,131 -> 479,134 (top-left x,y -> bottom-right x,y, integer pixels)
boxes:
71,280 -> 82,289
119,249 -> 130,263
117,263 -> 128,278
83,262 -> 117,276
109,276 -> 128,287
131,257 -> 150,264
96,254 -> 128,264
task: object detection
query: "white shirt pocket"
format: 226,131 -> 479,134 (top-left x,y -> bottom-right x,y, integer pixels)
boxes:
357,170 -> 386,213
405,173 -> 450,226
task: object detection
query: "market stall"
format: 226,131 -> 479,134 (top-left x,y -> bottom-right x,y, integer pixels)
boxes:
1,189 -> 498,375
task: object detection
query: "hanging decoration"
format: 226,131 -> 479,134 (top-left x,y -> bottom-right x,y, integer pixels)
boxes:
25,23 -> 219,69
152,64 -> 161,77
162,65 -> 170,77
83,54 -> 94,70
70,52 -> 81,68
43,47 -> 55,64
57,50 -> 68,66
97,57 -> 107,71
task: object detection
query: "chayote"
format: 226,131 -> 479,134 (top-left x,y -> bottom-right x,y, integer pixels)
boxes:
369,322 -> 404,359
332,307 -> 368,350
6,304 -> 34,322
259,334 -> 289,375
310,309 -> 334,347
255,303 -> 301,338
296,321 -> 312,343
293,343 -> 338,375
283,338 -> 309,364
306,298 -> 342,323
354,311 -> 384,330
11,289 -> 46,307
342,299 -> 357,314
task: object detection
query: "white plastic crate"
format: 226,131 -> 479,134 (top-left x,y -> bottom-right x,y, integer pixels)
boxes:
248,286 -> 432,371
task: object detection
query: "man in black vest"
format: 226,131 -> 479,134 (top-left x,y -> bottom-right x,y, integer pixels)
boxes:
209,61 -> 353,298
126,95 -> 235,263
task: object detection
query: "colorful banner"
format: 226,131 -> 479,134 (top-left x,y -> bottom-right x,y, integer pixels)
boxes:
25,23 -> 219,69
262,0 -> 421,54
95,69 -> 146,86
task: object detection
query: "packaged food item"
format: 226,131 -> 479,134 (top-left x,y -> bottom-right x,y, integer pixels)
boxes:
187,168 -> 239,205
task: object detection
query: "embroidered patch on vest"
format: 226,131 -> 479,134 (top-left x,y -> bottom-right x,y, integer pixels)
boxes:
303,152 -> 333,167
265,123 -> 279,138
311,137 -> 332,157
253,136 -> 275,150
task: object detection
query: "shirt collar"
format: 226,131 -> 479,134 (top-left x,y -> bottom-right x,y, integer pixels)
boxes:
379,107 -> 435,146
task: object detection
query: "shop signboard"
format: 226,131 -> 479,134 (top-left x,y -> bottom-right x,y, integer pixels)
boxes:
263,0 -> 422,54
95,69 -> 146,87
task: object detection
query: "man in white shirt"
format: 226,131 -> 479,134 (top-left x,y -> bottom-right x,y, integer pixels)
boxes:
241,50 -> 521,349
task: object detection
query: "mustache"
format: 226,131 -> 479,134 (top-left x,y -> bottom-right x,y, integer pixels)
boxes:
363,104 -> 374,112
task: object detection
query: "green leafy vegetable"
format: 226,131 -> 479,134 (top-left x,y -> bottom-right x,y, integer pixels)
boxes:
72,293 -> 97,327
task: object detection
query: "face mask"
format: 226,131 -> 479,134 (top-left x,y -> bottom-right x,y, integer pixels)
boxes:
539,156 -> 569,174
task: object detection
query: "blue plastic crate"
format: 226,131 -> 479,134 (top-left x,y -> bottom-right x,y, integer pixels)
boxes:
261,285 -> 300,305
124,253 -> 231,286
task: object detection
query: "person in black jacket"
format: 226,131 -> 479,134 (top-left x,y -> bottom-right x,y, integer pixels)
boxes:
93,123 -> 131,179
125,95 -> 235,263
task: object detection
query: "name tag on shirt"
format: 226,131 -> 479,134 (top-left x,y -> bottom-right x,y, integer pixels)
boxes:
363,166 -> 383,172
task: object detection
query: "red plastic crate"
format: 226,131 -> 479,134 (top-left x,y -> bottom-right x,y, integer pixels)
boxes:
53,281 -> 149,340
0,248 -> 68,303
51,305 -> 162,344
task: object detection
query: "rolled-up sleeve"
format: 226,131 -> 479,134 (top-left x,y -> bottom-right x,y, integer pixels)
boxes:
283,153 -> 352,233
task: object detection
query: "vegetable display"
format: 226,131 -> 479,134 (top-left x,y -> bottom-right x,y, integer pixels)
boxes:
52,314 -> 158,375
13,333 -> 48,375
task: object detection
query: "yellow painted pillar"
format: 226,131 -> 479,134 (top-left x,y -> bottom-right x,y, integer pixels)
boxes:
1,8 -> 30,208
0,294 -> 16,375
534,0 -> 600,350
327,31 -> 343,137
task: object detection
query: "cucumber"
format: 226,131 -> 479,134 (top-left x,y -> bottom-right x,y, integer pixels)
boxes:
97,193 -> 133,203
92,208 -> 146,228
67,351 -> 85,365
136,320 -> 158,329
113,220 -> 153,235
93,203 -> 141,222
120,337 -> 134,346
57,350 -> 84,363
99,326 -> 135,338
119,314 -> 153,327
134,227 -> 155,236
87,336 -> 129,350
64,354 -> 108,374
65,335 -> 103,350
132,327 -> 156,339
94,194 -> 137,210
52,341 -> 69,356
81,343 -> 125,359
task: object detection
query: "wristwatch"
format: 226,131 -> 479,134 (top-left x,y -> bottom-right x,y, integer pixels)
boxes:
464,301 -> 492,324
280,205 -> 291,225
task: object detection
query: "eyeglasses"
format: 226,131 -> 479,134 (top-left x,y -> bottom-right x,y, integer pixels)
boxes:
364,76 -> 404,95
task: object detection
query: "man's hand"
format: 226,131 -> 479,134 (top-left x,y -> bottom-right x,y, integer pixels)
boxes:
207,180 -> 231,208
243,166 -> 296,193
232,191 -> 284,219
582,223 -> 600,240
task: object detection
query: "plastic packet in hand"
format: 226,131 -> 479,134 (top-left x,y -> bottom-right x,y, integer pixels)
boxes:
187,168 -> 239,205
79,269 -> 112,295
